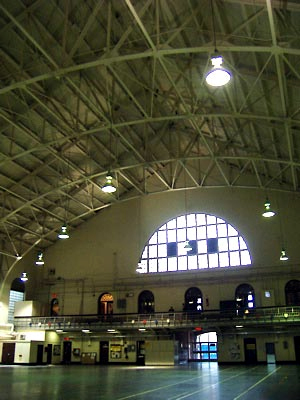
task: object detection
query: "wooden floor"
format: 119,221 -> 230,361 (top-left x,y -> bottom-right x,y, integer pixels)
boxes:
0,363 -> 299,399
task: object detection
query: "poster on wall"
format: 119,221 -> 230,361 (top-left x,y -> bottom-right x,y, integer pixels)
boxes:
53,345 -> 61,356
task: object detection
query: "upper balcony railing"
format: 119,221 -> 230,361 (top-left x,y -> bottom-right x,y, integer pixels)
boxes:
13,305 -> 300,332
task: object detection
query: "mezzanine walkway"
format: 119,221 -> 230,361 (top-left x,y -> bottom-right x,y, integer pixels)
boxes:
13,305 -> 300,335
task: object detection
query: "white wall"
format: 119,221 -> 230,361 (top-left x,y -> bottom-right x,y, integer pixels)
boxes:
1,187 -> 300,318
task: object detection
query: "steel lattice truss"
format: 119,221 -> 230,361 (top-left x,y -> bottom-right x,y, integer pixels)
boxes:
0,0 -> 300,270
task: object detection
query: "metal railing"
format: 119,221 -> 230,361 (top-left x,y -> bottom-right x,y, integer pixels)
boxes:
13,305 -> 300,332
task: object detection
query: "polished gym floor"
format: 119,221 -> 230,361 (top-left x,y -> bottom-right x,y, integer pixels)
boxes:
0,363 -> 299,400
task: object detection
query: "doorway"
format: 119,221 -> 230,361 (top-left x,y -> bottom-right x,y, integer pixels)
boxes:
1,343 -> 15,364
265,342 -> 276,364
136,341 -> 145,365
37,344 -> 44,365
46,344 -> 52,364
98,293 -> 114,320
63,341 -> 72,364
100,341 -> 109,364
138,290 -> 155,314
294,336 -> 300,363
244,338 -> 257,364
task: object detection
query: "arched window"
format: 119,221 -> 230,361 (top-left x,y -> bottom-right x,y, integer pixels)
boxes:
98,293 -> 114,315
235,283 -> 255,313
137,213 -> 251,274
285,280 -> 300,306
138,290 -> 155,314
8,278 -> 25,323
184,287 -> 203,312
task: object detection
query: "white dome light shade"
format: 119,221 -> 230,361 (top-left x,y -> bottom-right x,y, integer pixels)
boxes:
206,56 -> 231,87
102,175 -> 116,193
262,199 -> 276,218
280,248 -> 288,261
35,252 -> 44,266
20,272 -> 28,281
58,225 -> 69,239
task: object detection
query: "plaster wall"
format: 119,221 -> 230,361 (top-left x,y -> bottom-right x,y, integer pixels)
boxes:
1,188 -> 300,319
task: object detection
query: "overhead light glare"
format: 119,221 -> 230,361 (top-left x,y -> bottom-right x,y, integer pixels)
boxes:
205,56 -> 231,87
102,175 -> 116,193
82,329 -> 91,333
58,225 -> 69,239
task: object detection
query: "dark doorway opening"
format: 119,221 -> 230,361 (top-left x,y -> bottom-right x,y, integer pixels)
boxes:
136,341 -> 145,365
63,341 -> 72,364
1,343 -> 15,364
294,336 -> 300,363
46,344 -> 52,364
138,290 -> 154,314
244,338 -> 257,364
100,341 -> 109,364
37,344 -> 44,364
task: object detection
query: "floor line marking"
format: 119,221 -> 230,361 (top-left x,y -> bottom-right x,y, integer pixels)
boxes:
116,366 -> 259,400
168,366 -> 260,400
233,366 -> 281,400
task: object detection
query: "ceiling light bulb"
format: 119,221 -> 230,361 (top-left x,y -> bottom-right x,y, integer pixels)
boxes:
102,175 -> 116,193
58,225 -> 69,239
206,56 -> 231,87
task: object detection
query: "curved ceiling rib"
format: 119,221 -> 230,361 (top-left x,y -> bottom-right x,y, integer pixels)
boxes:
0,0 -> 299,268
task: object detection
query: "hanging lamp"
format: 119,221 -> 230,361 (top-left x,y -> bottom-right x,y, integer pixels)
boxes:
206,55 -> 231,87
280,248 -> 288,261
35,251 -> 44,266
20,272 -> 28,282
184,240 -> 193,251
262,198 -> 276,218
58,225 -> 69,239
205,0 -> 231,87
102,174 -> 116,193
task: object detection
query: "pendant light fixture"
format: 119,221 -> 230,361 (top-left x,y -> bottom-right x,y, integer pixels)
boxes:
206,55 -> 231,87
58,224 -> 69,239
280,248 -> 288,261
102,129 -> 117,193
262,198 -> 276,218
58,156 -> 71,240
102,173 -> 116,193
35,251 -> 44,266
20,272 -> 28,282
184,168 -> 192,252
205,0 -> 231,87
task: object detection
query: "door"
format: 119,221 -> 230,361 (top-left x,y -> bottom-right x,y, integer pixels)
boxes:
136,341 -> 145,365
99,341 -> 109,364
1,343 -> 15,364
63,341 -> 72,364
37,344 -> 44,365
244,338 -> 257,364
46,344 -> 52,364
265,342 -> 276,364
294,336 -> 300,363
